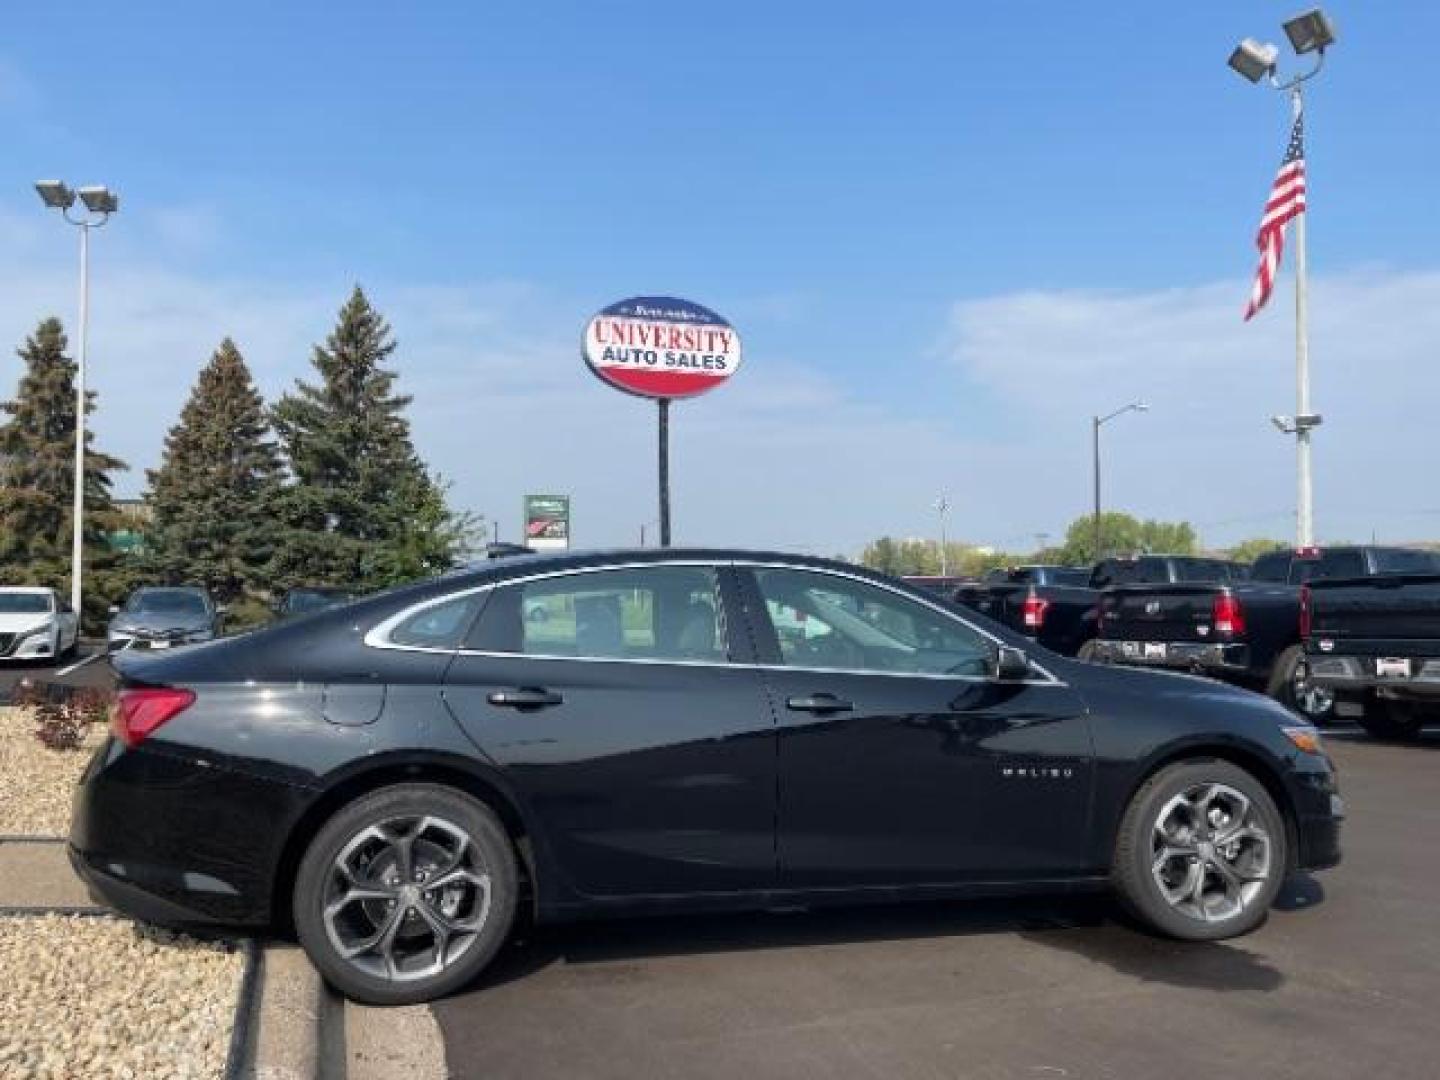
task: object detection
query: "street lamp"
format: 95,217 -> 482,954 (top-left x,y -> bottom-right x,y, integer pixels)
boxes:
1228,8 -> 1336,548
933,496 -> 951,577
34,179 -> 119,618
1092,402 -> 1149,560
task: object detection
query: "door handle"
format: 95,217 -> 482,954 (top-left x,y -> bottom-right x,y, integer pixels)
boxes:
487,688 -> 564,709
786,694 -> 853,714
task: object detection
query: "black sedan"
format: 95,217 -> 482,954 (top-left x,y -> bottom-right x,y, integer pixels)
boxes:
70,549 -> 1343,1004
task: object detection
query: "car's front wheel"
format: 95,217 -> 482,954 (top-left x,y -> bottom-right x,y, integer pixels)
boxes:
293,783 -> 518,1005
1112,760 -> 1286,941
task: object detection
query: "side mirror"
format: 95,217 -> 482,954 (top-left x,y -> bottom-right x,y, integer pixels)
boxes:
108,604 -> 119,615
991,645 -> 1031,681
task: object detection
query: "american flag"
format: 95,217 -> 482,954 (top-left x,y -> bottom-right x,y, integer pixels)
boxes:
1243,115 -> 1307,321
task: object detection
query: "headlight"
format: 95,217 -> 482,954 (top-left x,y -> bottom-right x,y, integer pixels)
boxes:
183,630 -> 213,643
21,621 -> 55,641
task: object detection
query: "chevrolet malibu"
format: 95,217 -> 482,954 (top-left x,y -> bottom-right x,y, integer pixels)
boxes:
70,549 -> 1343,1004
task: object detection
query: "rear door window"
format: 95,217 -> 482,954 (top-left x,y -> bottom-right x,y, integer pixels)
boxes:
1371,549 -> 1440,575
470,565 -> 727,663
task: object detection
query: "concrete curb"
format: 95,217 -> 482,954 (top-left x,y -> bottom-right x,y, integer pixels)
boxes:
243,944 -> 326,1079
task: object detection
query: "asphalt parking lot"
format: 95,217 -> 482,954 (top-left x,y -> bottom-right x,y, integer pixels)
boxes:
0,646 -> 113,700
433,727 -> 1440,1080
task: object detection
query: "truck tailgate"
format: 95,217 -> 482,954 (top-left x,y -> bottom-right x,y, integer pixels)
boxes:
1310,573 -> 1440,652
1100,584 -> 1221,642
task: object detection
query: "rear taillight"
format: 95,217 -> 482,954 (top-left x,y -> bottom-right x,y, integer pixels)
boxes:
1021,591 -> 1050,630
110,687 -> 196,748
1299,583 -> 1312,639
1212,592 -> 1246,637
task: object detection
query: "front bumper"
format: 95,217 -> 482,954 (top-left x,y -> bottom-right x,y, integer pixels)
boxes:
69,737 -> 311,930
1090,639 -> 1251,676
1288,762 -> 1344,871
0,628 -> 57,660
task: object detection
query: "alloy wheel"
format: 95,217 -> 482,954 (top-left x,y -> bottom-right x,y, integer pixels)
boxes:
1150,783 -> 1273,923
322,814 -> 492,983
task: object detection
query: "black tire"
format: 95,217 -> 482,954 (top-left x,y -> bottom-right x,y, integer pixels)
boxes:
1266,644 -> 1335,725
1076,640 -> 1101,663
293,783 -> 518,1005
1112,759 -> 1287,941
1357,697 -> 1427,742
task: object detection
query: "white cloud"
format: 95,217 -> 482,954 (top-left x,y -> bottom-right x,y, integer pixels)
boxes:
943,269 -> 1440,546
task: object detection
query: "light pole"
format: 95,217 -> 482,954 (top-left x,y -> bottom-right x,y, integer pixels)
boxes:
933,496 -> 950,577
35,181 -> 119,617
1092,402 -> 1149,560
1229,9 -> 1336,548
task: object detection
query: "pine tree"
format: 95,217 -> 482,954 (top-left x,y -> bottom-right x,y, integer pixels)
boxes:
145,338 -> 284,604
0,318 -> 126,602
270,287 -> 471,587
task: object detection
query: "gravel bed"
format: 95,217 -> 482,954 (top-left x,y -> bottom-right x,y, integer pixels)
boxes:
0,914 -> 244,1079
0,708 -> 106,836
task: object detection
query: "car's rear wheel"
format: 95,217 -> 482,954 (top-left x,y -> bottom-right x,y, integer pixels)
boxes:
1112,760 -> 1286,941
293,783 -> 517,1005
1266,645 -> 1335,724
1357,697 -> 1427,742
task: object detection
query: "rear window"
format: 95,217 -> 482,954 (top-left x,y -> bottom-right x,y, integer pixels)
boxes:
1172,560 -> 1243,584
1250,552 -> 1292,583
1313,549 -> 1367,580
1371,549 -> 1440,575
1046,568 -> 1090,587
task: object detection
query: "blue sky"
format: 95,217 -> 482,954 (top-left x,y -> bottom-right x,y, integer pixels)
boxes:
3,2 -> 1438,552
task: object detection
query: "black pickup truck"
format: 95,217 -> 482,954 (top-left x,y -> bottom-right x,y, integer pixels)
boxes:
1088,546 -> 1435,722
955,555 -> 1241,658
1304,551 -> 1440,739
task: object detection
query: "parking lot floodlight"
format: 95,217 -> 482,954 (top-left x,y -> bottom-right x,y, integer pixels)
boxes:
1283,9 -> 1337,55
1229,38 -> 1280,83
77,186 -> 119,214
35,180 -> 76,209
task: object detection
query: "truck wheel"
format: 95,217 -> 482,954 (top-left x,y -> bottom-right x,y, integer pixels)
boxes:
1357,698 -> 1427,742
1112,759 -> 1286,941
1266,645 -> 1335,724
1076,640 -> 1101,663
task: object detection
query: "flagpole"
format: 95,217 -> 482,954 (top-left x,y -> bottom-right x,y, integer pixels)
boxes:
1292,85 -> 1314,549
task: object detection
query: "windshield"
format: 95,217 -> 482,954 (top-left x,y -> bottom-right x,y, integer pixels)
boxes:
124,590 -> 210,617
0,593 -> 51,614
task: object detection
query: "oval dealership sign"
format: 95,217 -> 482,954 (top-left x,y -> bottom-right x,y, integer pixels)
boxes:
583,296 -> 742,400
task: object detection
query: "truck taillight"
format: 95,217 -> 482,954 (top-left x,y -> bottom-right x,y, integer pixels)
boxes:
1212,592 -> 1246,637
1021,591 -> 1050,630
1299,583 -> 1312,639
110,687 -> 196,748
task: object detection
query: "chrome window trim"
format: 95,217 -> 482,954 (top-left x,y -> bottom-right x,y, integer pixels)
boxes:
362,559 -> 1067,687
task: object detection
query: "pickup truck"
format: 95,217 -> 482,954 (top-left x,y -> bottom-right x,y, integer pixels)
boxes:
955,556 -> 1241,658
0,586 -> 80,662
1304,551 -> 1440,739
1088,546 -> 1436,722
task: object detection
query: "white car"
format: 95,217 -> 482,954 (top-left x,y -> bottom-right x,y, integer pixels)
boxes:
0,587 -> 80,662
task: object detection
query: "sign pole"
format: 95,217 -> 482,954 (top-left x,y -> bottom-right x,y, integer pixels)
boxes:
658,398 -> 671,547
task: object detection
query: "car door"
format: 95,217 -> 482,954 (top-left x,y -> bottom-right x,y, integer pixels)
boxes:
442,562 -> 777,899
737,565 -> 1094,889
